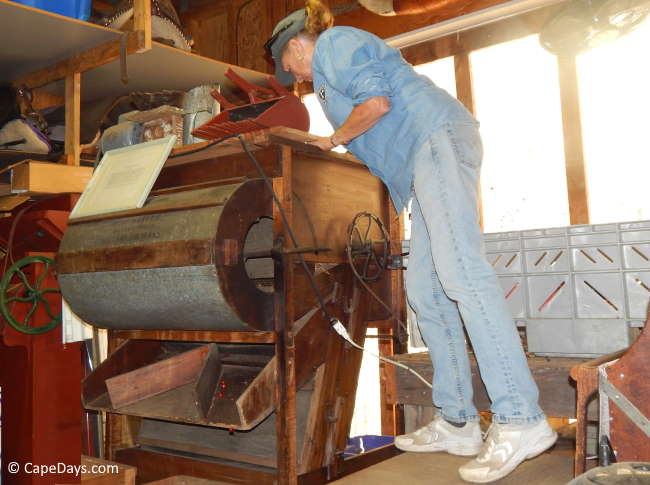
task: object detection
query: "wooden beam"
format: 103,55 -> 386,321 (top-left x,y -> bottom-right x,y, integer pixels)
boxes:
31,90 -> 65,110
64,72 -> 81,166
557,54 -> 589,225
133,0 -> 152,52
274,145 -> 298,485
12,31 -> 142,90
453,51 -> 484,230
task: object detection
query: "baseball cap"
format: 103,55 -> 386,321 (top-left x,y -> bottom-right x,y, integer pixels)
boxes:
264,9 -> 306,85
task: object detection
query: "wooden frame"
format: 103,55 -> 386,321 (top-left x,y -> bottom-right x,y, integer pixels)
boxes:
89,127 -> 400,485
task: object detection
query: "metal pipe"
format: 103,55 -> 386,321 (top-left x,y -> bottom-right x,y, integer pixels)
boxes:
386,0 -> 567,48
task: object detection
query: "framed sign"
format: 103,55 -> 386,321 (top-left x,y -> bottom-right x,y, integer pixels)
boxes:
69,135 -> 176,219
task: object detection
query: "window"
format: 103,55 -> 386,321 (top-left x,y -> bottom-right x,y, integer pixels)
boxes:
414,56 -> 457,98
577,18 -> 650,223
471,35 -> 569,233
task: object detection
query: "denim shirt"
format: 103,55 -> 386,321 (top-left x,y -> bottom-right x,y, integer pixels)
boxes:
312,27 -> 477,211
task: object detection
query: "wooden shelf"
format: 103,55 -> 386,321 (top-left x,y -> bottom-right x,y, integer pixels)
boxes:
1,0 -> 270,100
47,41 -> 270,102
0,0 -> 119,83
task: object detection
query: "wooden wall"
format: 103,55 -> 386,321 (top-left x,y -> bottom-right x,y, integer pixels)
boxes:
177,0 -> 538,73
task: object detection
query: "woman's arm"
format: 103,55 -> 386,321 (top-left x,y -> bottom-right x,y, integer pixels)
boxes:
307,96 -> 390,151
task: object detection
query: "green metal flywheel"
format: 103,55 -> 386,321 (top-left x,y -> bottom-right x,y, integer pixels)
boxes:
0,255 -> 61,335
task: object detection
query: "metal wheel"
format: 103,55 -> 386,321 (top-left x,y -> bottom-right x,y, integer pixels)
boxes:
0,255 -> 61,335
347,212 -> 390,283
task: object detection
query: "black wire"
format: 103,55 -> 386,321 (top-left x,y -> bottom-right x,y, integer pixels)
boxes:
168,134 -> 239,158
237,135 -> 336,324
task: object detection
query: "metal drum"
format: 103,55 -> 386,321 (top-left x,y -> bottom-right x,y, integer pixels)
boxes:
56,179 -> 274,331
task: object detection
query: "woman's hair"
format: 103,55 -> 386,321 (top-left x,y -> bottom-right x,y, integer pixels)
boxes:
303,0 -> 333,37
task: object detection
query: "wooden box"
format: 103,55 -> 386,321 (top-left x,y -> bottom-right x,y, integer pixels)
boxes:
12,161 -> 92,195
82,340 -> 276,429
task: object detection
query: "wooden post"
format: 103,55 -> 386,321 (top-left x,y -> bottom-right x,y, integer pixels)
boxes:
64,72 -> 81,166
274,146 -> 297,485
454,51 -> 484,230
557,54 -> 589,225
133,0 -> 152,52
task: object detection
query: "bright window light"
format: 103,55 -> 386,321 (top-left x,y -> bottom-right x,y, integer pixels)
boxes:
471,34 -> 569,233
577,18 -> 650,224
303,93 -> 346,153
414,56 -> 457,98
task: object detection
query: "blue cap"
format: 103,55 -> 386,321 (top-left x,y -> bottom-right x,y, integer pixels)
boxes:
264,9 -> 306,85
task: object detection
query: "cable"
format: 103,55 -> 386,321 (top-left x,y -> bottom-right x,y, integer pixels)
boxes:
331,319 -> 432,389
238,136 -> 334,322
238,135 -> 432,390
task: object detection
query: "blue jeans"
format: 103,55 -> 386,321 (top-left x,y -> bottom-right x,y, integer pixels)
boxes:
405,122 -> 545,424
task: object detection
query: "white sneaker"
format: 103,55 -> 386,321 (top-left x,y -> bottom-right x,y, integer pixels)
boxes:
458,420 -> 558,483
394,416 -> 483,456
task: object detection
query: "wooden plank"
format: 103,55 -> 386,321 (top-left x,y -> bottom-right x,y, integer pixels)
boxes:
56,239 -> 214,274
11,161 -> 92,194
67,199 -> 225,226
105,344 -> 214,409
31,89 -> 65,110
81,455 -> 136,485
0,195 -> 29,212
274,145 -> 298,485
390,353 -> 587,418
0,0 -> 120,83
144,476 -> 233,485
104,334 -> 142,461
194,345 -> 223,419
291,153 -> 387,263
133,0 -> 152,52
13,31 -> 143,90
453,51 -> 484,230
557,54 -> 589,225
64,72 -> 81,165
110,330 -> 275,344
114,447 -> 276,485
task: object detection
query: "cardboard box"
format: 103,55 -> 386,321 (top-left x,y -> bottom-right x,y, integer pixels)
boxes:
12,161 -> 92,195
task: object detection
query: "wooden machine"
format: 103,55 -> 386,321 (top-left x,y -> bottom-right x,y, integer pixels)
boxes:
56,127 -> 403,484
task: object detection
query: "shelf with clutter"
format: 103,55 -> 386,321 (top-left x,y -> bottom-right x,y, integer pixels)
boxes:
0,0 -> 273,189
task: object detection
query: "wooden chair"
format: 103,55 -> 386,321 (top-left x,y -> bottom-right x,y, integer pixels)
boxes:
570,303 -> 650,476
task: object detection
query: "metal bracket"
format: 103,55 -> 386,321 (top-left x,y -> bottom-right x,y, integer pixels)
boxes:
599,372 -> 650,439
386,252 -> 408,271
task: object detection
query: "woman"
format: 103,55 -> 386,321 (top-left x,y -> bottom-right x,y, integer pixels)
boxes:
265,2 -> 557,482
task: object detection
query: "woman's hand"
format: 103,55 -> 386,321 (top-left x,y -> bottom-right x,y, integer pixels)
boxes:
305,136 -> 336,151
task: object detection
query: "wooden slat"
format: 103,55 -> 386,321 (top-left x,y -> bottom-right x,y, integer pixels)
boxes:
557,54 -> 589,225
64,72 -> 81,166
274,145 -> 298,485
390,352 -> 587,418
115,447 -> 276,485
133,0 -> 152,52
13,31 -> 143,90
105,344 -> 213,409
56,239 -> 214,273
110,329 -> 275,343
68,199 -> 225,225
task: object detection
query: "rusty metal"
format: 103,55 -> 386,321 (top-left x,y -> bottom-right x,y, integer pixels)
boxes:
191,69 -> 309,140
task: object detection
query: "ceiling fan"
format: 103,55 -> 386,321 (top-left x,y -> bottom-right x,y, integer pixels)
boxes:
540,0 -> 650,55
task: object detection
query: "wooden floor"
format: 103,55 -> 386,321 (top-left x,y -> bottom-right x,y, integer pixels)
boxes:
332,445 -> 574,485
